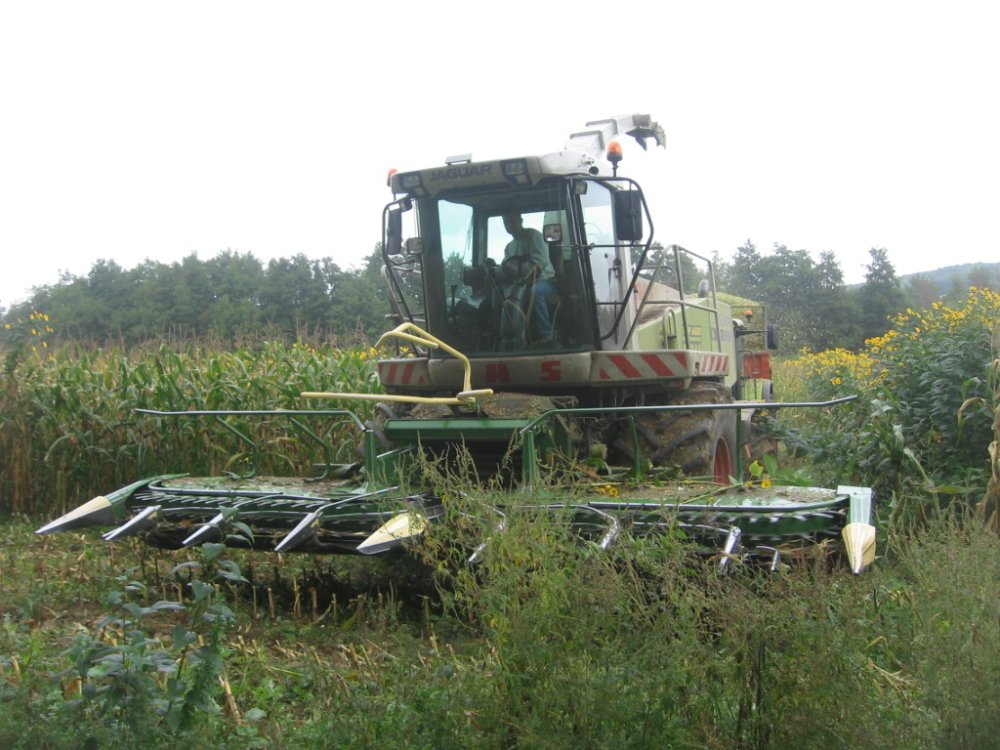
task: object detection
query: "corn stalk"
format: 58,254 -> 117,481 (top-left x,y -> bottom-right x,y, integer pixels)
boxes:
976,353 -> 999,531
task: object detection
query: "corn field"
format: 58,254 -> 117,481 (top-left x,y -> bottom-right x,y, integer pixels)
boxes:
0,340 -> 381,517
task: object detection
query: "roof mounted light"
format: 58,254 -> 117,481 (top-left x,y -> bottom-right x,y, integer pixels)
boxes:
389,170 -> 427,197
607,140 -> 623,176
386,168 -> 398,188
501,158 -> 532,186
501,159 -> 526,177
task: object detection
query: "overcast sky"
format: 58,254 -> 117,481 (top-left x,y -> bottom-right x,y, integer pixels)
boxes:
1,1 -> 997,307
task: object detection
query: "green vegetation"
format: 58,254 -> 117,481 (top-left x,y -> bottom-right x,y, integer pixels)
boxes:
777,288 -> 999,530
1,249 -> 391,345
717,243 -> 999,352
1,510 -> 997,749
0,339 -> 380,517
1,269 -> 998,748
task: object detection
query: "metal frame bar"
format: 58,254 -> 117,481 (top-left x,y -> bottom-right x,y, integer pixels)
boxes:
516,396 -> 858,487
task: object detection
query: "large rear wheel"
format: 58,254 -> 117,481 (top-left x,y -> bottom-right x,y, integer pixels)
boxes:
613,381 -> 738,484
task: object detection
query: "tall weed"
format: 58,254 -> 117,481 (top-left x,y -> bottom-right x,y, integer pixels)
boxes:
777,289 -> 1000,526
2,510 -> 998,748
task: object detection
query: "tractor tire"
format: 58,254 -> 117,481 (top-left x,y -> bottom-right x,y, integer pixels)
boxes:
613,381 -> 737,484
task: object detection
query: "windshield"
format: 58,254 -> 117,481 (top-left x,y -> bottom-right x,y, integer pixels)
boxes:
399,182 -> 595,356
382,176 -> 657,358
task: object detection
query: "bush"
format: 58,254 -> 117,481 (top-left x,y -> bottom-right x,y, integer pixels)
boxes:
777,289 -> 1000,525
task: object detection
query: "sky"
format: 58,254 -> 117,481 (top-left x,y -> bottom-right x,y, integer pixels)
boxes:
1,1 -> 998,308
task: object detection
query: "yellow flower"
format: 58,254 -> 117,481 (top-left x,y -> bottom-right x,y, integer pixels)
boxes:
760,478 -> 773,489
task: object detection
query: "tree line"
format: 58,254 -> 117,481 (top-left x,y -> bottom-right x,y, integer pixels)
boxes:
2,243 -> 997,350
2,249 -> 390,345
716,243 -> 999,352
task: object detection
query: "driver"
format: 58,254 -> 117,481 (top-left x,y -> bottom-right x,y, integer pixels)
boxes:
498,212 -> 558,343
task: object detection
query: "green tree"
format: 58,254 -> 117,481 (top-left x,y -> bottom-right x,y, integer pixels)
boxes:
855,247 -> 907,342
718,242 -> 864,350
172,254 -> 217,335
725,239 -> 764,300
328,247 -> 391,342
811,250 -> 862,350
7,249 -> 393,346
127,259 -> 176,340
762,245 -> 826,351
203,251 -> 265,338
43,259 -> 134,340
905,272 -> 941,310
260,254 -> 333,336
967,264 -> 1000,292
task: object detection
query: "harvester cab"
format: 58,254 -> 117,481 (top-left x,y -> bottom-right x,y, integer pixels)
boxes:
382,114 -> 677,360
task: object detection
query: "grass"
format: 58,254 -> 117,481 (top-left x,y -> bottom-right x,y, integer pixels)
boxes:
1,508 -> 998,749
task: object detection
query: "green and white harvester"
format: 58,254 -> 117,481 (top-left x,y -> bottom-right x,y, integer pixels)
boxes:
39,115 -> 876,574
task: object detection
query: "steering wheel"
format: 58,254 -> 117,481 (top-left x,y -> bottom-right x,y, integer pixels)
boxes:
501,255 -> 534,282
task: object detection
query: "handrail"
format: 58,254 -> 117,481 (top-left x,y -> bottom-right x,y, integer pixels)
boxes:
625,244 -> 723,352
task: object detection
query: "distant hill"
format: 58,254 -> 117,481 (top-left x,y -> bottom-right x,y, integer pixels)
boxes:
846,262 -> 1000,294
899,262 -> 1000,294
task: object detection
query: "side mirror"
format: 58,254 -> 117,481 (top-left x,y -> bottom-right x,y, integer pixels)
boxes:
766,323 -> 779,350
613,191 -> 643,242
386,208 -> 403,256
385,199 -> 413,256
